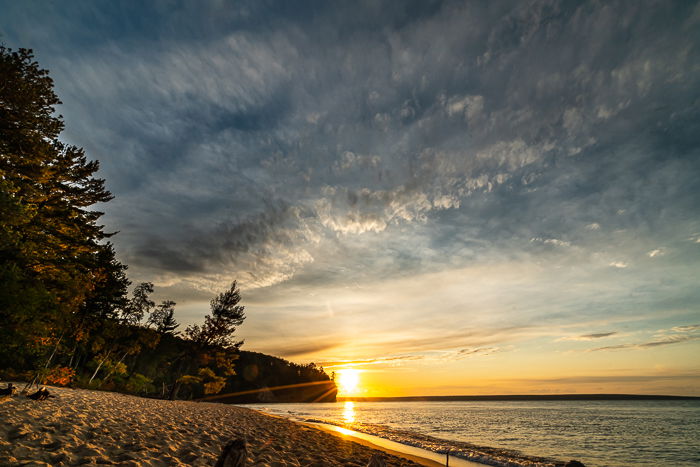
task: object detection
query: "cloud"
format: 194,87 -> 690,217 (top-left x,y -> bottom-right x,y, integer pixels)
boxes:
457,346 -> 506,358
530,237 -> 571,248
558,332 -> 617,342
591,326 -> 700,352
670,324 -> 700,333
29,2 -> 695,298
506,373 -> 700,385
318,355 -> 425,369
2,1 -> 699,380
258,341 -> 341,359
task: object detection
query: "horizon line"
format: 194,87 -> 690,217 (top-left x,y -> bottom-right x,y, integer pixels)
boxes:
337,393 -> 700,401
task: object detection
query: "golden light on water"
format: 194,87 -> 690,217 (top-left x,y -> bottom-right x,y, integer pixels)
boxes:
342,401 -> 356,423
336,368 -> 361,395
335,426 -> 354,436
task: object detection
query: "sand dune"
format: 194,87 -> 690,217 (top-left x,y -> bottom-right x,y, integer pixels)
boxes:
0,384 -> 425,466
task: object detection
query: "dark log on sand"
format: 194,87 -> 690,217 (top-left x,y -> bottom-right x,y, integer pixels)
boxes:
0,383 -> 16,396
27,387 -> 54,401
367,454 -> 387,466
214,438 -> 247,467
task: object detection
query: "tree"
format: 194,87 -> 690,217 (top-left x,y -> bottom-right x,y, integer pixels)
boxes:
164,281 -> 245,399
185,281 -> 246,349
147,300 -> 179,334
122,282 -> 155,325
0,46 -> 115,372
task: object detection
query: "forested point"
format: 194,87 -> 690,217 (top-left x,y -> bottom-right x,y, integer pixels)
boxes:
0,46 -> 336,402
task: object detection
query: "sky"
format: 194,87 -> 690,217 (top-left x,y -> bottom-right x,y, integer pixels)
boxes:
2,0 -> 699,396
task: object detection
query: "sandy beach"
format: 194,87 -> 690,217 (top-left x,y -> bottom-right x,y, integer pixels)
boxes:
0,384 -> 429,466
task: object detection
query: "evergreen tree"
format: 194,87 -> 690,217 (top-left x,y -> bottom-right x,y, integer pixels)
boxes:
147,300 -> 179,335
0,46 -> 115,371
122,282 -> 155,325
185,281 -> 245,349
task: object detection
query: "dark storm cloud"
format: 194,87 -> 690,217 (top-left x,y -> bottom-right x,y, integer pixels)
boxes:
2,0 -> 699,304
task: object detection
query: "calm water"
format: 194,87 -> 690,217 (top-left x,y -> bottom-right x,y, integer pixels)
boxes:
246,400 -> 700,466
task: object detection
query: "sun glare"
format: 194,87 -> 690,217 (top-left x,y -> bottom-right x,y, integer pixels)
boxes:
336,368 -> 361,395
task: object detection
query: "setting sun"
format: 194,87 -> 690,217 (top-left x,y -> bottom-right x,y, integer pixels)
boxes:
335,369 -> 361,395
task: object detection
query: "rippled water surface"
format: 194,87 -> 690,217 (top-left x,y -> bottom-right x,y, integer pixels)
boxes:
246,400 -> 700,466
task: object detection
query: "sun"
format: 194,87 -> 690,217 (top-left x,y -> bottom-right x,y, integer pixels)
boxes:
336,368 -> 361,395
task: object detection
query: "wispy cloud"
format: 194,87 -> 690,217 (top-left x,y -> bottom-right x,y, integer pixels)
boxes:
318,355 -> 425,369
2,1 -> 699,391
647,248 -> 665,258
558,332 -> 617,342
670,324 -> 700,333
457,346 -> 508,358
590,326 -> 700,352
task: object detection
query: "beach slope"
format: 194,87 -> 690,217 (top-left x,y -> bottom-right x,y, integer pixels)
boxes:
0,385 -> 423,466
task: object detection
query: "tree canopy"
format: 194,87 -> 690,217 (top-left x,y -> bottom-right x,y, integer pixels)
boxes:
185,281 -> 245,349
0,46 -> 117,370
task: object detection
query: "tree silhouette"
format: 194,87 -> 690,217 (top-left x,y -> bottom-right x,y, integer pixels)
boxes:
185,281 -> 245,349
148,300 -> 179,334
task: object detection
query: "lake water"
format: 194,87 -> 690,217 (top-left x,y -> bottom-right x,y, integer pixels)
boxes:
245,400 -> 700,466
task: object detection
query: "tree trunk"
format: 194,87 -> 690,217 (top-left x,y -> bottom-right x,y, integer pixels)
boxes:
88,348 -> 112,384
43,332 -> 64,371
67,341 -> 79,368
167,352 -> 189,400
126,354 -> 140,379
168,380 -> 182,400
98,350 -> 129,387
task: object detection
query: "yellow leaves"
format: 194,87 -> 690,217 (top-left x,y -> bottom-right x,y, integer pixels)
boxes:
197,367 -> 216,379
102,360 -> 127,377
177,374 -> 202,385
203,379 -> 226,395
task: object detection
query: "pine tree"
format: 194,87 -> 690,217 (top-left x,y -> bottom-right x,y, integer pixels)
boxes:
147,300 -> 179,335
0,46 -> 116,370
185,281 -> 246,349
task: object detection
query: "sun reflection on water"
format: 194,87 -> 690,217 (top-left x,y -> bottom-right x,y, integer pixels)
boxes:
343,400 -> 356,423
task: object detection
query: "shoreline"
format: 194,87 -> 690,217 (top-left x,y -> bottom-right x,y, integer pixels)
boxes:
306,422 -> 485,467
255,409 -> 448,466
251,408 -> 567,467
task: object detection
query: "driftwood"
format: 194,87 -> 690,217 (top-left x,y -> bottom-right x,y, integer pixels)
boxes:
214,438 -> 247,467
27,387 -> 54,401
0,383 -> 16,396
367,454 -> 387,466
